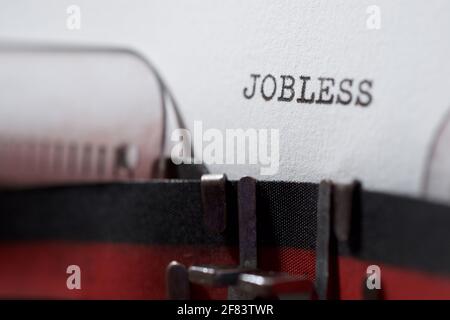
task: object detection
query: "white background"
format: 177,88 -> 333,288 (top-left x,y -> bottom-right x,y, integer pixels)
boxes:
0,0 -> 449,199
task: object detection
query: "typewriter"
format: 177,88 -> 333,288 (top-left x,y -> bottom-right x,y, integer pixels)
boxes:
0,1 -> 449,300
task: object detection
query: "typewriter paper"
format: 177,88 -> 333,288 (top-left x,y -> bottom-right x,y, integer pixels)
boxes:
0,0 -> 449,202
